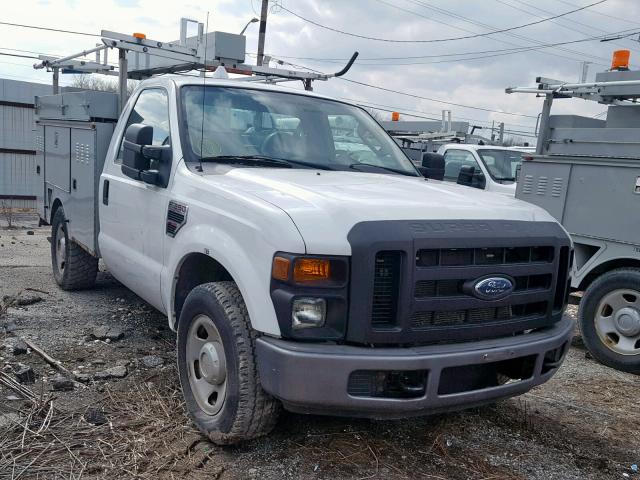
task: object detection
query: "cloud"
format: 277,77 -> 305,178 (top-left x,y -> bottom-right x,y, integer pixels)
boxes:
1,0 -> 637,135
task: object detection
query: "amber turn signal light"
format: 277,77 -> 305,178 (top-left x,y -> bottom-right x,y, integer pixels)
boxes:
293,258 -> 330,283
272,256 -> 291,281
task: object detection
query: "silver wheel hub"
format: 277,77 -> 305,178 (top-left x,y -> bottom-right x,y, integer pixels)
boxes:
613,307 -> 640,337
199,342 -> 226,384
186,314 -> 228,416
594,289 -> 640,356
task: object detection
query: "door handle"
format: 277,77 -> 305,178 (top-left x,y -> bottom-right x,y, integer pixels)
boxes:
103,179 -> 110,205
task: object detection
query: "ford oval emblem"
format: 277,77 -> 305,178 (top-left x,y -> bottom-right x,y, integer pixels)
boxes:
473,276 -> 514,300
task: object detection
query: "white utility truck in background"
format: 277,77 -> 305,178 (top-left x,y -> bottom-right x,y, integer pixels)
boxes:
33,23 -> 573,443
509,50 -> 640,374
436,144 -> 525,196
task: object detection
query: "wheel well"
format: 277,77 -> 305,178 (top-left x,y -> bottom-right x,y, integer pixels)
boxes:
173,253 -> 233,322
50,198 -> 63,224
578,258 -> 640,291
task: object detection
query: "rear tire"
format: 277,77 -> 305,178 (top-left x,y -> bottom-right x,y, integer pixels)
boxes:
579,268 -> 640,375
177,281 -> 280,444
51,207 -> 98,290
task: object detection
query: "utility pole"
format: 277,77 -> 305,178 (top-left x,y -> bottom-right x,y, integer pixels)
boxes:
490,120 -> 495,142
257,0 -> 269,66
498,122 -> 505,145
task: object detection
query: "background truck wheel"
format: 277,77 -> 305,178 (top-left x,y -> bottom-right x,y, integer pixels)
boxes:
579,268 -> 640,374
177,281 -> 280,444
51,208 -> 98,290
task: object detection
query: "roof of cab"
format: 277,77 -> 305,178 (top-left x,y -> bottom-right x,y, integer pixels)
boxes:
137,74 -> 342,103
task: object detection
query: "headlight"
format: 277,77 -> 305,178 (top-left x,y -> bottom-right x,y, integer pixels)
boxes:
270,253 -> 349,340
271,254 -> 348,287
292,298 -> 326,329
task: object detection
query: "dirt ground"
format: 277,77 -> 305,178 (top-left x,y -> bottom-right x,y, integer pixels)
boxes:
0,216 -> 638,480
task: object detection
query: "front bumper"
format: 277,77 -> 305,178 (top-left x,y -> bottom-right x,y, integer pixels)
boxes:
256,316 -> 574,418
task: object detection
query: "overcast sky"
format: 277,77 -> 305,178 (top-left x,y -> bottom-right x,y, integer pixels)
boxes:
1,0 -> 639,137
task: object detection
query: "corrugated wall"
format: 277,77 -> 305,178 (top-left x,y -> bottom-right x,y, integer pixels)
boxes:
0,152 -> 37,206
0,105 -> 36,151
0,79 -> 52,210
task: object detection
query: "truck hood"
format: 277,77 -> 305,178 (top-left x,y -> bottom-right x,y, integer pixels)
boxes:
204,168 -> 557,255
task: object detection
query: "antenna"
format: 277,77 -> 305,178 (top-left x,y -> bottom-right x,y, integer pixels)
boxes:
198,11 -> 210,173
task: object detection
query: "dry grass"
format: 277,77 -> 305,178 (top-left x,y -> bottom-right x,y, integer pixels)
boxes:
0,368 -> 225,480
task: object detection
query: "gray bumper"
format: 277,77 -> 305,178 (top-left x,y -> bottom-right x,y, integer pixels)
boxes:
256,316 -> 574,418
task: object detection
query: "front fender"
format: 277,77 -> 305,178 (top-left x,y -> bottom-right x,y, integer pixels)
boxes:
162,208 -> 305,335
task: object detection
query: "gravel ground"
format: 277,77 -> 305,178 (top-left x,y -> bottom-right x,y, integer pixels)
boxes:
0,217 -> 638,479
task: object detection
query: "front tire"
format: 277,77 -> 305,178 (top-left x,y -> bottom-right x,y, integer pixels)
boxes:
177,282 -> 280,444
579,268 -> 640,374
51,207 -> 98,290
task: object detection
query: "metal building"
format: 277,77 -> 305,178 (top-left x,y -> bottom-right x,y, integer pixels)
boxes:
0,79 -> 53,210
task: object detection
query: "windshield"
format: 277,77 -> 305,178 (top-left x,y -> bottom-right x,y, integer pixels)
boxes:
179,86 -> 418,176
476,149 -> 523,182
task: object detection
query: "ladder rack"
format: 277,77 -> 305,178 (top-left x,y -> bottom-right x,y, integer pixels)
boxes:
33,18 -> 358,113
506,64 -> 640,157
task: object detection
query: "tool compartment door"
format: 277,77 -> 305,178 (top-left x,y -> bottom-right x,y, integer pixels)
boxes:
66,127 -> 97,253
44,126 -> 71,193
34,125 -> 46,219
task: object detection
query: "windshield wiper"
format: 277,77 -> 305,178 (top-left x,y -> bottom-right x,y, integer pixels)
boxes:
349,162 -> 417,177
199,155 -> 334,170
494,176 -> 516,182
199,155 -> 291,168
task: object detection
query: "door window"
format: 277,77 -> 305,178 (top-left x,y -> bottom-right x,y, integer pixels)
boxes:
116,88 -> 170,164
442,149 -> 482,182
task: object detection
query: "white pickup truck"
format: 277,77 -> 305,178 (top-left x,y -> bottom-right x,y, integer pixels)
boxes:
436,144 -> 526,196
35,76 -> 574,444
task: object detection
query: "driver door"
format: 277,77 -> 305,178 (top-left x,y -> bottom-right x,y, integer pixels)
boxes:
98,88 -> 172,312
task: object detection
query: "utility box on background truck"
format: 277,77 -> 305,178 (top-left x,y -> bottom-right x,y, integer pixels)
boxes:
511,56 -> 640,374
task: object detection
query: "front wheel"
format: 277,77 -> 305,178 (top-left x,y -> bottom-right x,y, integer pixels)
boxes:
177,282 -> 280,444
579,268 -> 640,374
51,207 -> 98,290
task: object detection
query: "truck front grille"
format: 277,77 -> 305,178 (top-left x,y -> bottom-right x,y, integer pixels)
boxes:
410,301 -> 548,329
371,251 -> 402,327
414,274 -> 552,298
347,220 -> 571,346
368,245 -> 564,341
416,246 -> 554,267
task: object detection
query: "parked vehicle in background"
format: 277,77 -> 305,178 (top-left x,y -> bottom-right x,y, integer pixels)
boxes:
509,50 -> 640,374
435,144 -> 524,195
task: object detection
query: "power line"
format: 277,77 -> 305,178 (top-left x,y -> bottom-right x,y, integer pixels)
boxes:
495,0 -> 633,51
277,0 -> 607,43
0,20 -> 97,37
334,95 -> 537,130
260,27 -> 639,64
400,0 -> 612,65
556,0 -> 640,27
379,0 -> 609,65
340,78 -> 538,118
0,52 -> 39,60
273,56 -> 540,119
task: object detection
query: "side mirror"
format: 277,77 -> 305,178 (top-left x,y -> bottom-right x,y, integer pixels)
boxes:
457,165 -> 475,186
421,153 -> 445,180
457,165 -> 486,190
121,123 -> 171,186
